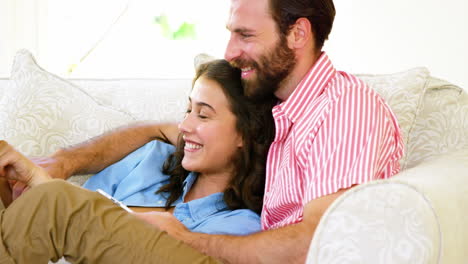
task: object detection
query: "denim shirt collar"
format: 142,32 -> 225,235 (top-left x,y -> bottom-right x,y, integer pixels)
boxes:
176,172 -> 228,221
181,172 -> 197,199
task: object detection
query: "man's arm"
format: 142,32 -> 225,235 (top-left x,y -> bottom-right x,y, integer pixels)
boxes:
137,188 -> 350,264
34,121 -> 179,179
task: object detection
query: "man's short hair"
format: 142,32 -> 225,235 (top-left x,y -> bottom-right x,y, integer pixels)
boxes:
269,0 -> 336,50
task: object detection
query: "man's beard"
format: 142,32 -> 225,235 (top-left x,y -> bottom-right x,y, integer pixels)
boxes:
231,37 -> 296,101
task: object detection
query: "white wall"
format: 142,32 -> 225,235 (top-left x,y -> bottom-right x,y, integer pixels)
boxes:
0,0 -> 15,77
325,0 -> 468,90
1,0 -> 467,89
0,0 -> 43,77
0,0 -> 229,79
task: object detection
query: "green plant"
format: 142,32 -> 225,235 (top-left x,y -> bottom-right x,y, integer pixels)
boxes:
154,14 -> 196,40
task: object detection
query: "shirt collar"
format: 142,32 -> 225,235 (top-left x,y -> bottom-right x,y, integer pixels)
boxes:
181,172 -> 197,200
178,173 -> 228,220
277,52 -> 336,123
184,192 -> 227,220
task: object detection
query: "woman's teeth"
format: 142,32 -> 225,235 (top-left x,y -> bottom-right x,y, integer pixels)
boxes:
185,142 -> 202,149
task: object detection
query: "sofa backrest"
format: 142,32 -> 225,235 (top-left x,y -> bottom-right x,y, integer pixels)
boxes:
74,78 -> 192,122
0,79 -> 7,98
357,70 -> 468,169
2,57 -> 466,170
356,68 -> 430,169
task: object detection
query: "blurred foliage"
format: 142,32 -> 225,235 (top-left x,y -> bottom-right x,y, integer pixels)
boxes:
154,14 -> 196,40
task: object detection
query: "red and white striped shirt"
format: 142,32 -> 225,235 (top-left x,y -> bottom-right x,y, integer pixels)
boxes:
261,53 -> 404,230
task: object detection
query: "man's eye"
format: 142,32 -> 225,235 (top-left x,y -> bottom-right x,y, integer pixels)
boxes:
241,33 -> 252,38
198,115 -> 208,119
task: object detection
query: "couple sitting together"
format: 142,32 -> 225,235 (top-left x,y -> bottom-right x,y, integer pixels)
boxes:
0,0 -> 404,263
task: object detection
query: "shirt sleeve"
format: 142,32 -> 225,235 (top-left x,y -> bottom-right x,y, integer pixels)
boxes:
303,83 -> 404,203
82,141 -> 156,195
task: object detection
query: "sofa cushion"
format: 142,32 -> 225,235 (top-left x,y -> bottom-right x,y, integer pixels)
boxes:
356,67 -> 430,168
0,49 -> 135,158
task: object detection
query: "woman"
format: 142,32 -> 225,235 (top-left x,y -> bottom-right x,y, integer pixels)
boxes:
0,59 -> 275,263
81,58 -> 274,235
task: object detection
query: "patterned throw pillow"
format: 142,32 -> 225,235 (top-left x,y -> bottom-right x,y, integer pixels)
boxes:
404,77 -> 468,168
0,49 -> 135,158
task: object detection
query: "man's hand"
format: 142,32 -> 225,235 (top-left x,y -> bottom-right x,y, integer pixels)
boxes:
133,211 -> 189,239
0,141 -> 52,187
30,156 -> 70,179
7,156 -> 67,200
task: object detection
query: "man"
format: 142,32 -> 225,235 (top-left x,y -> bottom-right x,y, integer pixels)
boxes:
9,0 -> 403,263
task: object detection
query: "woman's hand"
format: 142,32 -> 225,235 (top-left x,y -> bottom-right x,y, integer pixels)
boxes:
0,140 -> 52,187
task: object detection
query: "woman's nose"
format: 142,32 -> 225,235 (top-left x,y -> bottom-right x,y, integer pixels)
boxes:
178,114 -> 194,134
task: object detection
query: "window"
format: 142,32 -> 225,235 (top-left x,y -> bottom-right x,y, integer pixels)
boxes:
1,0 -> 230,78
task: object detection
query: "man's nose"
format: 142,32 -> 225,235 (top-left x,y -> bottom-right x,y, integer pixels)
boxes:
224,36 -> 241,62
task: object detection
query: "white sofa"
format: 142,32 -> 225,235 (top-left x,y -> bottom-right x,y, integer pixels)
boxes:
1,50 -> 467,263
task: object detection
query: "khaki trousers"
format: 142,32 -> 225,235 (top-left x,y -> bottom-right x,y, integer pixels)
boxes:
0,180 -> 219,264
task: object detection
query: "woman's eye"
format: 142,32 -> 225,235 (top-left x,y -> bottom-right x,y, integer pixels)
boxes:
198,114 -> 208,119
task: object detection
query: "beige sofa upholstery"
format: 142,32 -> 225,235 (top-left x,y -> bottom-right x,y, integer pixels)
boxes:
1,50 -> 467,263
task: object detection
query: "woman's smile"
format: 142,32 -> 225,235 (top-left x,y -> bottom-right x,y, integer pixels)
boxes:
184,141 -> 203,152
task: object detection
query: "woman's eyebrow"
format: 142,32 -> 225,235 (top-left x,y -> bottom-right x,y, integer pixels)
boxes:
188,97 -> 216,113
196,102 -> 216,113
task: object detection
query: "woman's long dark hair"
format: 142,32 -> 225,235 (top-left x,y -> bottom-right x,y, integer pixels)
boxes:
156,59 -> 276,214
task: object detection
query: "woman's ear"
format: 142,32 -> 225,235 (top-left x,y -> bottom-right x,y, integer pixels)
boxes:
287,17 -> 313,50
237,136 -> 243,148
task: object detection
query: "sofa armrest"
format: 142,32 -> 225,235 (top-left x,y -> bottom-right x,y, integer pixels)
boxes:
306,148 -> 468,264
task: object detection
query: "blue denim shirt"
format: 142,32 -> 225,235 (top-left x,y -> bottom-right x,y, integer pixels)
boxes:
83,140 -> 261,236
